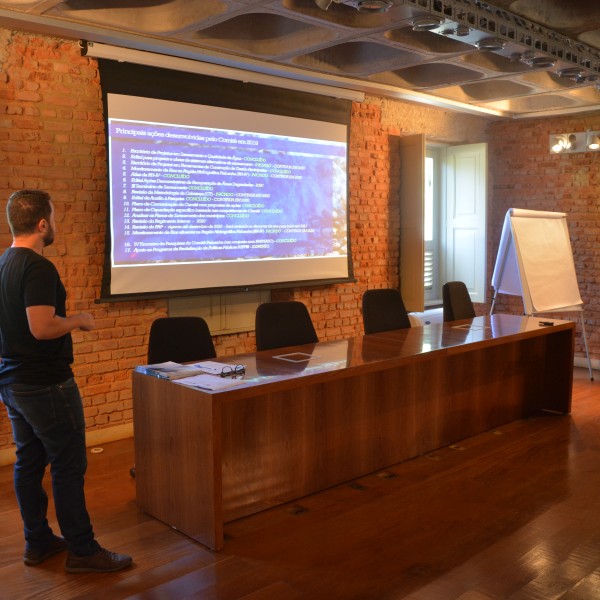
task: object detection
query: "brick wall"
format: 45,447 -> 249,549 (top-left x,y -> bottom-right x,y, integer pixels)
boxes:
488,116 -> 600,360
1,29 -> 595,455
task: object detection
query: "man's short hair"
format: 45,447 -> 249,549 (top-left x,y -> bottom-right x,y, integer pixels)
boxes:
6,189 -> 52,237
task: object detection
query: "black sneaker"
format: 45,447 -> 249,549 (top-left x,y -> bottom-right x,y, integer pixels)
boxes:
65,547 -> 132,573
24,535 -> 68,566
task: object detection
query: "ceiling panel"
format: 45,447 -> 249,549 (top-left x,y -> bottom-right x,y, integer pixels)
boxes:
1,0 -> 600,118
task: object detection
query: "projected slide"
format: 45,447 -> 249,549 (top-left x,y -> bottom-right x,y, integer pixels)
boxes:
110,122 -> 346,264
106,94 -> 350,296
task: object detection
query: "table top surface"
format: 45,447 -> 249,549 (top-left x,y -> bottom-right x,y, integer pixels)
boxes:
134,314 -> 574,396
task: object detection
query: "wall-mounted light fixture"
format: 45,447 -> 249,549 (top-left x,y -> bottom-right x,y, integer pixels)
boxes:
587,133 -> 600,150
550,131 -> 600,153
550,133 -> 576,153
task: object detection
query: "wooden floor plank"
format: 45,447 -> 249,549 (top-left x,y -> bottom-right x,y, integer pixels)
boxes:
1,367 -> 599,599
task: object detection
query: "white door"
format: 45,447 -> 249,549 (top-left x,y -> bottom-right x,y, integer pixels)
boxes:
445,143 -> 487,304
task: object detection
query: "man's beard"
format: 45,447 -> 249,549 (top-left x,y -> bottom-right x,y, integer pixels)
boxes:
43,225 -> 55,247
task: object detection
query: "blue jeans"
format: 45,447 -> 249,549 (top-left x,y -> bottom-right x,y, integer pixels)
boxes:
0,378 -> 98,556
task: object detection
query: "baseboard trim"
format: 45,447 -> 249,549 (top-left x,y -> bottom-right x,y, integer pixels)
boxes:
574,355 -> 598,373
0,447 -> 16,468
86,423 -> 134,448
0,423 -> 134,467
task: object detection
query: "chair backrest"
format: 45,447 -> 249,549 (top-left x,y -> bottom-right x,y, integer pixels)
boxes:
255,301 -> 318,351
362,288 -> 411,334
147,316 -> 216,364
442,281 -> 476,322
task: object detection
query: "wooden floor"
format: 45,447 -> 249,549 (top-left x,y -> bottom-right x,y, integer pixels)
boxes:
1,367 -> 600,599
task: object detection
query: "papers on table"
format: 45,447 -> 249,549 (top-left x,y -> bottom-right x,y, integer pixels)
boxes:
135,360 -> 248,391
173,373 -> 247,391
135,361 -> 207,380
191,361 -> 229,375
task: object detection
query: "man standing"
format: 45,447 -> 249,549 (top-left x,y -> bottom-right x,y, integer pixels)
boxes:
0,189 -> 132,573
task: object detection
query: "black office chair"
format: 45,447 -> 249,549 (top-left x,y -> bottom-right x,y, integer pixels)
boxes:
132,316 -> 216,479
442,281 -> 476,322
255,301 -> 318,351
362,288 -> 411,334
147,316 -> 216,364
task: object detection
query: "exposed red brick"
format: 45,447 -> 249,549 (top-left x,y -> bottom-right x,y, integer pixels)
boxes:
0,29 -> 596,455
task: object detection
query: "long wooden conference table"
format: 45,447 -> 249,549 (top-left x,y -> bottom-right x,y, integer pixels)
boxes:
132,313 -> 574,550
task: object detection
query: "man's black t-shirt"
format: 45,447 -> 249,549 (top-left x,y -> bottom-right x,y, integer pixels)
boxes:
0,247 -> 74,385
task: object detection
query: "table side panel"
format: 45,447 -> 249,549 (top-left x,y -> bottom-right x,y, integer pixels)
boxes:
132,372 -> 223,549
537,327 -> 574,413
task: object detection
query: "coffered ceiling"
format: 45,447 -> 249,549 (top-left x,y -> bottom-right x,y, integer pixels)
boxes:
1,0 -> 600,119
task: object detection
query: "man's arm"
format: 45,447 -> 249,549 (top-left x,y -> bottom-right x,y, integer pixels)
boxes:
26,305 -> 95,340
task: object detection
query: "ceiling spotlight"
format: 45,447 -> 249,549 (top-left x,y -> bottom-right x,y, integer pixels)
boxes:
475,37 -> 505,51
440,24 -> 470,36
525,56 -> 557,69
356,0 -> 392,11
412,16 -> 445,31
587,134 -> 600,150
314,0 -> 392,10
558,67 -> 585,82
520,50 -> 536,62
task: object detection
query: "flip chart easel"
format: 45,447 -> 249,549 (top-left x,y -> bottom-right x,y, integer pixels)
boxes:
490,208 -> 592,380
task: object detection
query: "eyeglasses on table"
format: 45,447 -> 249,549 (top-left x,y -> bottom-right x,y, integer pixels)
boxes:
219,365 -> 246,378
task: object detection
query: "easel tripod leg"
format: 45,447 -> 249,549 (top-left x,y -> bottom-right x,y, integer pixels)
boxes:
580,313 -> 593,381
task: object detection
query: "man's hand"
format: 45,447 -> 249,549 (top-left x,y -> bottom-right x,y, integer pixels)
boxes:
77,313 -> 95,331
